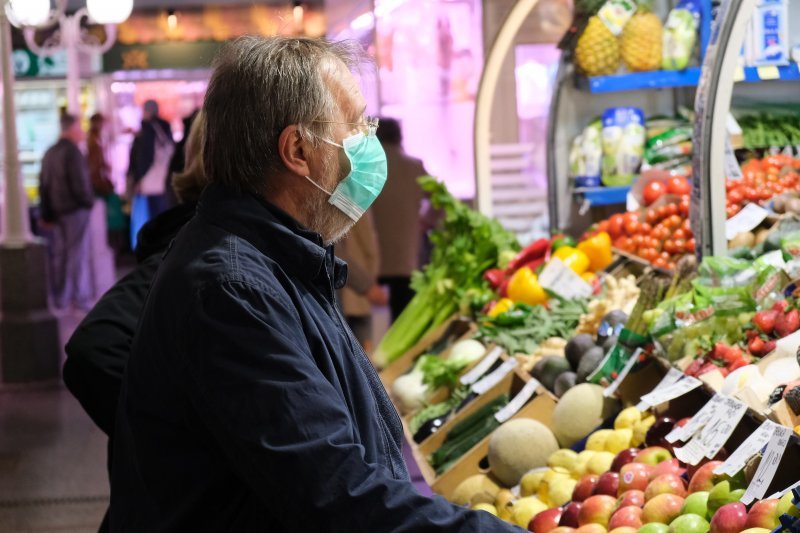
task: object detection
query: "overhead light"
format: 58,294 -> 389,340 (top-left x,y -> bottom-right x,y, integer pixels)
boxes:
167,9 -> 177,30
293,1 -> 304,28
86,0 -> 134,25
5,0 -> 51,28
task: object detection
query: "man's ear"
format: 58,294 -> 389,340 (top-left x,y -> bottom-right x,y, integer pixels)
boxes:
278,125 -> 311,177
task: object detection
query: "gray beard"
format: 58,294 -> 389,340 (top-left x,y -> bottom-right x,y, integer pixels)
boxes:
304,153 -> 354,246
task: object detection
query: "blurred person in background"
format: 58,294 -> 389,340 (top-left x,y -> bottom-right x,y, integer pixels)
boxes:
127,99 -> 174,249
371,117 -> 428,322
167,108 -> 201,207
88,113 -> 113,197
63,111 -> 207,533
39,113 -> 95,311
336,212 -> 387,352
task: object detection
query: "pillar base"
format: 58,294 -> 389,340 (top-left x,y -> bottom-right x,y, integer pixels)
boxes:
0,241 -> 60,383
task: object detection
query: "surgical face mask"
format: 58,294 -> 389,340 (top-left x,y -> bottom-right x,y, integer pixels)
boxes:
304,130 -> 388,222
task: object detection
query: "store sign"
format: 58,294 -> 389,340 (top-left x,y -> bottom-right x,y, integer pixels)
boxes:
12,49 -> 68,78
102,41 -> 224,72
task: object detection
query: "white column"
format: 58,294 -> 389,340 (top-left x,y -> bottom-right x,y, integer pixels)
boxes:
0,10 -> 32,246
63,14 -> 81,115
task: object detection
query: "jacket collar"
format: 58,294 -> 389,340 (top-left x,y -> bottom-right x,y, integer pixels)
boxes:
197,183 -> 348,290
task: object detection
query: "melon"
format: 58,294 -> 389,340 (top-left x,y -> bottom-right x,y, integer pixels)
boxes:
488,418 -> 560,487
451,474 -> 501,506
552,383 -> 619,447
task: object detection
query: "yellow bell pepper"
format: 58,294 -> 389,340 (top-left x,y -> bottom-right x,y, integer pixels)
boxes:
488,298 -> 514,317
581,271 -> 597,284
552,246 -> 590,275
577,231 -> 613,272
507,267 -> 547,306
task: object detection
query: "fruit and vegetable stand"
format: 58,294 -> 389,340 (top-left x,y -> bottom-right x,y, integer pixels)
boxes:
375,176 -> 800,532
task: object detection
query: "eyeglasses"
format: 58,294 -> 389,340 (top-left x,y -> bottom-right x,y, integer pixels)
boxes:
314,116 -> 379,137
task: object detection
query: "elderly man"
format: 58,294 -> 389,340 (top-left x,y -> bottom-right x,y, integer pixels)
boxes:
110,37 -> 517,531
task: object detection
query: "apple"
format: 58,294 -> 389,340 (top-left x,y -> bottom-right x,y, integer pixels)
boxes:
644,417 -> 675,448
612,449 -> 641,473
529,507 -> 564,533
620,463 -> 654,493
576,525 -> 607,533
551,528 -> 577,533
686,450 -> 728,480
637,523 -> 669,533
777,491 -> 800,518
680,491 -> 709,519
574,475 -> 601,502
740,529 -> 771,533
579,495 -> 618,527
609,528 -> 637,533
708,480 -> 745,517
744,499 -> 779,530
709,502 -> 747,533
636,447 -> 673,466
668,513 -> 709,533
641,494 -> 684,525
608,506 -> 643,529
648,459 -> 685,481
561,502 -> 583,528
595,473 -> 621,497
686,461 -> 725,493
674,418 -> 690,428
616,490 -> 645,509
644,474 -> 687,501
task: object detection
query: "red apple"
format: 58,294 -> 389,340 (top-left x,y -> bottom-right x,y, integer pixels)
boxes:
560,502 -> 583,528
686,450 -> 728,480
573,475 -> 600,503
744,498 -> 779,530
644,474 -> 687,501
675,417 -> 691,428
609,528 -> 638,533
608,506 -> 643,529
578,495 -> 617,527
645,417 -> 675,448
529,507 -> 564,533
616,489 -> 645,509
611,448 -> 640,472
648,458 -> 686,481
641,493 -> 684,524
550,528 -> 576,533
635,447 -> 673,466
619,463 -> 654,493
687,461 -> 725,493
576,525 -> 607,533
709,502 -> 747,533
594,472 -> 620,497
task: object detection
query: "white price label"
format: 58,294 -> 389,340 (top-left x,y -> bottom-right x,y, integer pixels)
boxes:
460,346 -> 503,385
725,203 -> 769,240
715,420 -> 777,476
638,375 -> 702,408
666,395 -> 722,443
759,249 -> 787,270
604,348 -> 642,397
471,358 -> 517,395
538,258 -> 593,300
636,368 -> 684,410
674,435 -> 709,465
701,396 -> 748,459
495,378 -> 540,423
767,479 -> 800,501
724,137 -> 743,181
741,425 -> 792,504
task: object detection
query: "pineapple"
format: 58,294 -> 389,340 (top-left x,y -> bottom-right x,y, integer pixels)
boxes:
575,16 -> 621,76
620,2 -> 664,72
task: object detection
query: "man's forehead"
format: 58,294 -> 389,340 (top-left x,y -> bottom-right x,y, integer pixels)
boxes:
323,59 -> 366,118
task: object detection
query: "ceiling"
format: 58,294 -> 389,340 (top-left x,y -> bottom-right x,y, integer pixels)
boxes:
65,0 -> 324,9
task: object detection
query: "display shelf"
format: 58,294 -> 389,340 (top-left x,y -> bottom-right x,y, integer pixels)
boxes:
578,68 -> 703,94
737,64 -> 800,83
574,185 -> 631,206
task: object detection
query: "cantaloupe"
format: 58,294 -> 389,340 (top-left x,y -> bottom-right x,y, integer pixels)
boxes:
552,383 -> 619,447
488,418 -> 560,487
451,474 -> 501,506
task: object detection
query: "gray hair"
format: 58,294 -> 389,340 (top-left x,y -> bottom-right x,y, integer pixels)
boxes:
202,36 -> 368,195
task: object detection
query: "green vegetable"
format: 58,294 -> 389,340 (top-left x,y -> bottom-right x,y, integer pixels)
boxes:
374,177 -> 519,366
409,386 -> 469,435
417,354 -> 470,391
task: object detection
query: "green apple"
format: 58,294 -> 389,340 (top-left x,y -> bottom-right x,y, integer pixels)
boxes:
680,492 -> 708,519
777,491 -> 800,519
637,524 -> 669,533
668,513 -> 709,533
708,480 -> 745,517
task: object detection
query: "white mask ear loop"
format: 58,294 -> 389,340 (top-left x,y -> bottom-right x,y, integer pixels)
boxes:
303,175 -> 333,196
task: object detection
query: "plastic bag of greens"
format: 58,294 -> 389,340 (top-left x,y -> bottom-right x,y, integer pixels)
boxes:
662,0 -> 700,70
696,256 -> 758,288
570,119 -> 603,188
601,107 -> 646,186
752,259 -> 788,308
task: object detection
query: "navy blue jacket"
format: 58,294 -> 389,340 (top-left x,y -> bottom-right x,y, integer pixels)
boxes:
110,183 -> 517,531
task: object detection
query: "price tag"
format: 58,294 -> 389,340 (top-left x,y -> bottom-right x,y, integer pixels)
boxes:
495,378 -> 540,423
604,348 -> 642,397
741,425 -> 792,504
767,479 -> 800,501
733,67 -> 745,82
725,203 -> 768,239
715,420 -> 777,476
539,258 -> 593,300
636,368 -> 684,410
724,137 -> 743,181
674,435 -> 709,465
759,249 -> 787,270
638,375 -> 702,408
460,346 -> 503,385
471,358 -> 517,395
666,394 -> 722,443
701,396 -> 748,459
756,65 -> 780,80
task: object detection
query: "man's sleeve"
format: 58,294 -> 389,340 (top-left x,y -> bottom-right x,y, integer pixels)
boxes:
66,145 -> 95,208
184,280 -> 520,532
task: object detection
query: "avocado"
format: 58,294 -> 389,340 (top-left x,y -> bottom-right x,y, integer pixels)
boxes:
565,333 -> 597,371
576,346 -> 605,383
553,371 -> 577,398
532,356 -> 573,392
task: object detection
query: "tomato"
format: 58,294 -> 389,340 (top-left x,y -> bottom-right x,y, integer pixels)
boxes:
643,181 -> 668,206
685,238 -> 696,253
744,187 -> 760,202
667,176 -> 691,196
639,222 -> 653,235
673,239 -> 686,254
679,200 -> 689,217
727,188 -> 744,205
682,219 -> 692,232
660,251 -> 671,261
671,228 -> 686,241
664,240 -> 677,254
646,209 -> 658,225
624,220 -> 641,236
631,234 -> 644,248
667,262 -> 677,271
727,204 -> 741,218
598,220 -> 610,234
653,257 -> 668,269
608,214 -> 625,239
653,226 -> 670,241
665,215 -> 683,229
655,205 -> 669,220
623,212 -> 639,225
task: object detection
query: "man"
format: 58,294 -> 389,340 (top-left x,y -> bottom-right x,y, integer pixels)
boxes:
371,117 -> 427,322
39,113 -> 95,310
128,99 -> 174,248
110,37 -> 516,531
